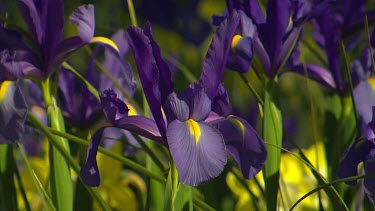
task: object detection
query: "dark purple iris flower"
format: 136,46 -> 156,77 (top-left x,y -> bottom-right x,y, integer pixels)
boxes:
290,0 -> 375,94
338,107 -> 375,203
212,0 -> 329,76
80,12 -> 267,187
0,1 -> 97,81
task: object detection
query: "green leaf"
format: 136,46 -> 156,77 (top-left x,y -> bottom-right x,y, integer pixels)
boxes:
173,184 -> 193,211
262,80 -> 283,211
0,144 -> 18,211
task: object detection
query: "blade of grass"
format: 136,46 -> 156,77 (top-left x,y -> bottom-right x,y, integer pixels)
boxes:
17,143 -> 56,211
14,160 -> 31,211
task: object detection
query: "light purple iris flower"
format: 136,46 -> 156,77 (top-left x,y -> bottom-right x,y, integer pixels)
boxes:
80,12 -> 267,187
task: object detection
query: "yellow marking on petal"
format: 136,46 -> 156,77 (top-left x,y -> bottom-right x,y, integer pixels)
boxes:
232,118 -> 245,137
369,77 -> 375,90
231,35 -> 242,52
90,36 -> 120,54
187,119 -> 201,144
127,104 -> 137,116
0,81 -> 11,103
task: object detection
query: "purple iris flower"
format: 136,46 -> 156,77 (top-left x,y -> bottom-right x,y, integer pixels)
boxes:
0,1 -> 97,81
290,0 -> 375,94
337,107 -> 375,203
80,12 -> 267,187
212,0 -> 328,76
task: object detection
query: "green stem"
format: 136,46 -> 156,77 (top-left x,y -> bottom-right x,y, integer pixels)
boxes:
27,113 -> 111,211
239,73 -> 264,106
14,161 -> 31,211
133,135 -> 166,172
126,0 -> 138,26
46,127 -> 166,183
41,79 -> 73,211
0,144 -> 18,211
170,160 -> 178,211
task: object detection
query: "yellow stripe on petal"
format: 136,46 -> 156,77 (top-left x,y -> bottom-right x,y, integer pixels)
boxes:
369,77 -> 375,90
0,81 -> 11,103
231,35 -> 242,52
232,118 -> 245,137
90,36 -> 120,54
127,104 -> 137,116
187,119 -> 201,143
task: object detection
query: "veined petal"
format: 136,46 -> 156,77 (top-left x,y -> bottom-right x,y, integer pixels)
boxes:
337,139 -> 375,185
0,81 -> 27,144
217,116 -> 267,179
81,127 -> 105,186
211,84 -> 232,117
167,120 -> 227,186
70,4 -> 95,43
200,11 -> 240,99
166,92 -> 189,122
354,80 -> 375,124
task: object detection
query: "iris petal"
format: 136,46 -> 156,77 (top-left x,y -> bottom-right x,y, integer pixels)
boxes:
190,88 -> 211,121
70,4 -> 95,43
167,120 -> 227,186
166,92 -> 189,121
337,139 -> 375,185
354,80 -> 375,124
217,116 -> 267,179
0,81 -> 27,144
81,127 -> 105,186
100,89 -> 129,123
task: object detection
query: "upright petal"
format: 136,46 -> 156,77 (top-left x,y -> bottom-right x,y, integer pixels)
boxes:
200,11 -> 240,99
18,0 -> 43,45
0,81 -> 27,144
143,22 -> 174,104
211,84 -> 232,117
127,26 -> 167,139
259,0 -> 291,74
70,4 -> 95,43
165,92 -> 189,122
217,116 -> 267,179
100,30 -> 137,96
167,120 -> 227,186
189,87 -> 212,122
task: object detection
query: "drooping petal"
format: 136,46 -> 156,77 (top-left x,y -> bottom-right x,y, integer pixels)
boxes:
81,127 -> 105,186
0,26 -> 30,51
200,11 -> 240,99
354,80 -> 375,124
127,25 -> 167,140
70,4 -> 95,43
289,63 -> 336,90
165,92 -> 189,122
167,120 -> 227,186
100,89 -> 129,123
0,81 -> 27,144
364,158 -> 375,203
337,139 -> 375,185
217,116 -> 267,179
115,116 -> 164,145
